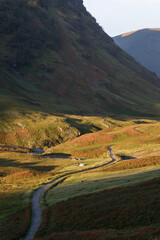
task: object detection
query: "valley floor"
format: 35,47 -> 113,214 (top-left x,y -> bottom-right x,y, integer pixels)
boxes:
0,115 -> 160,240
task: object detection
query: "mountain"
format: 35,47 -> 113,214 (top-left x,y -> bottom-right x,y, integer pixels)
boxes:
113,28 -> 160,77
0,0 -> 160,117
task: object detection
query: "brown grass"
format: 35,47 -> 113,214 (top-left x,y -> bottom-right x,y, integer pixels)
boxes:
5,170 -> 37,180
71,146 -> 109,158
0,206 -> 30,240
36,226 -> 160,240
97,156 -> 160,172
124,128 -> 141,137
36,178 -> 160,240
69,131 -> 116,147
0,146 -> 31,153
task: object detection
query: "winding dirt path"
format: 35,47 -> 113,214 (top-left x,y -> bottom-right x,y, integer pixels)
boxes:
134,127 -> 144,134
24,146 -> 116,240
108,146 -> 116,162
24,179 -> 60,240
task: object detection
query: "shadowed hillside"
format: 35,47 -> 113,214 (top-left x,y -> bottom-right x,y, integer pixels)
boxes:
114,28 -> 160,77
0,0 -> 160,116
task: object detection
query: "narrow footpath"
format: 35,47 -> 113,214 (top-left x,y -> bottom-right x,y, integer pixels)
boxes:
108,146 -> 116,162
134,127 -> 144,134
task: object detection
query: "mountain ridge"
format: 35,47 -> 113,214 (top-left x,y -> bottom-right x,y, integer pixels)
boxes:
114,28 -> 160,77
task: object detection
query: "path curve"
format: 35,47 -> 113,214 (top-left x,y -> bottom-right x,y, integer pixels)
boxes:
24,146 -> 116,240
108,146 -> 116,162
134,127 -> 143,134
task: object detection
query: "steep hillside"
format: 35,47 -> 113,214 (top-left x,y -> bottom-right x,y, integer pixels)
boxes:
114,28 -> 160,77
0,0 -> 160,117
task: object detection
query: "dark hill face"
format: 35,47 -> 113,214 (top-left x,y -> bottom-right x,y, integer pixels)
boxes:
113,28 -> 160,77
0,0 -> 160,115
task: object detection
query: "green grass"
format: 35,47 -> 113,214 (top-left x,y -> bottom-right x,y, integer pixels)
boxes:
0,151 -> 112,220
45,165 -> 160,206
0,152 -> 73,218
1,110 -> 141,150
1,110 -> 123,149
0,150 -> 93,240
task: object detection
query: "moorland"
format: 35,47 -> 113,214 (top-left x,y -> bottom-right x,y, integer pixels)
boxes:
0,0 -> 160,240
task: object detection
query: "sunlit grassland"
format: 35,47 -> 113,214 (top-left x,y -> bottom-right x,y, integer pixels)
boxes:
0,110 -> 124,149
0,152 -> 112,219
113,123 -> 160,158
0,116 -> 141,219
0,151 -> 88,240
45,165 -> 160,206
0,150 -> 113,240
0,153 -> 77,217
46,120 -> 160,159
0,111 -> 81,148
44,119 -> 160,211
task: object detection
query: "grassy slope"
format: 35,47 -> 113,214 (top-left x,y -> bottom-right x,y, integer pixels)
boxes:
45,165 -> 160,206
0,111 -> 112,148
36,178 -> 160,240
0,118 -> 160,239
46,119 -> 160,159
0,151 -> 96,240
0,111 -> 81,148
33,119 -> 160,239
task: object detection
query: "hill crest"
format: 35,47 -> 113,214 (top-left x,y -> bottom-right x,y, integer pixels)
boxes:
114,28 -> 160,77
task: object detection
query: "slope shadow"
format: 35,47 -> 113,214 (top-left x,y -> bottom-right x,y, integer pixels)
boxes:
119,155 -> 136,160
42,153 -> 72,159
134,121 -> 150,124
0,158 -> 57,172
66,117 -> 102,134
